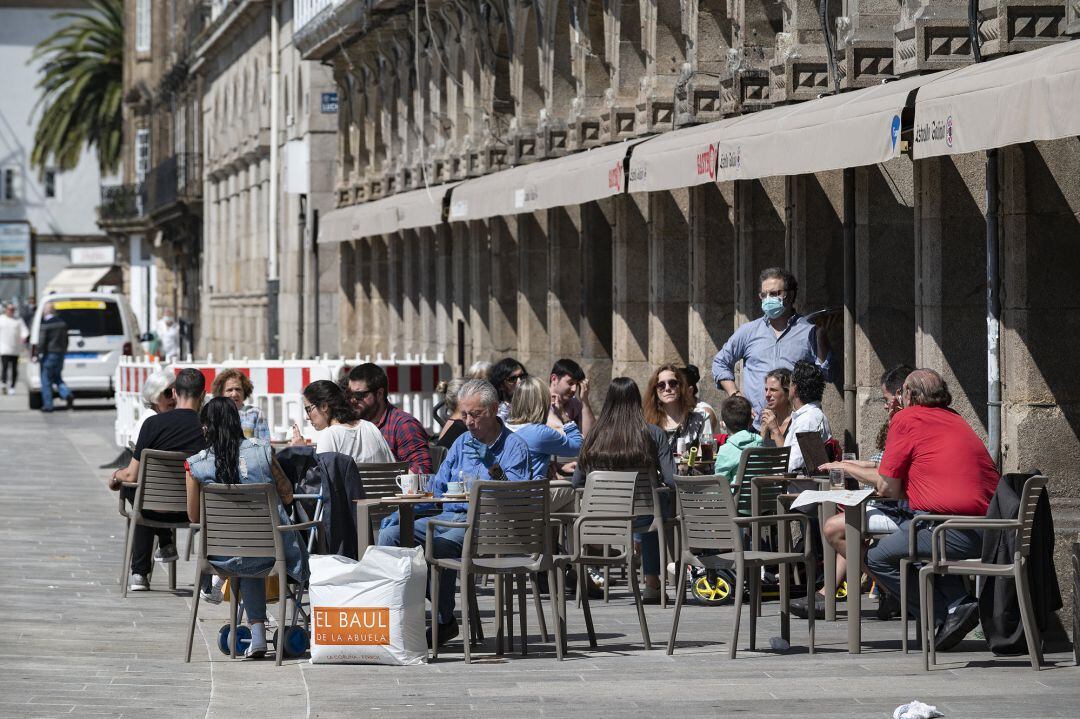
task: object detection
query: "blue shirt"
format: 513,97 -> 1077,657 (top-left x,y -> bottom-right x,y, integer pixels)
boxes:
711,313 -> 830,428
431,422 -> 531,512
506,421 -> 583,480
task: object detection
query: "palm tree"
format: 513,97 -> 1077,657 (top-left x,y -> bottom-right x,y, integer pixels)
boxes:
30,0 -> 123,175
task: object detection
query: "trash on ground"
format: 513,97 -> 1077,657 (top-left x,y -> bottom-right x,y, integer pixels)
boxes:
893,700 -> 944,719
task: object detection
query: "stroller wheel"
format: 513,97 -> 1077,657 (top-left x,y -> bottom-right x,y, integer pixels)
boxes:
692,570 -> 735,605
275,626 -> 310,658
217,624 -> 252,655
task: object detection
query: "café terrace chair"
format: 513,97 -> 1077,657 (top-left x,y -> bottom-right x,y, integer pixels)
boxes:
730,446 -> 791,615
667,475 -> 815,659
352,461 -> 409,547
426,478 -> 562,663
184,482 -> 317,667
120,449 -> 192,597
916,474 -> 1048,671
631,469 -> 675,607
552,470 -> 650,653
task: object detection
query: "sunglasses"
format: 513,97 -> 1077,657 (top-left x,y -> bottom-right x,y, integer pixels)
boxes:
507,372 -> 527,384
351,389 -> 373,399
161,387 -> 173,399
657,380 -> 681,391
304,404 -> 317,415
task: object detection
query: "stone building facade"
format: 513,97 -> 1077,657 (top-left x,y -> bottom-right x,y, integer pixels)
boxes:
295,0 -> 1080,632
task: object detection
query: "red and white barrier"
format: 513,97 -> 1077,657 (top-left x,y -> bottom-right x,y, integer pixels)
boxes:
114,353 -> 450,449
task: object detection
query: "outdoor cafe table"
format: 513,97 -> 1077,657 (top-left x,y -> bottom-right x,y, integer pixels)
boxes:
355,496 -> 467,558
750,476 -> 880,653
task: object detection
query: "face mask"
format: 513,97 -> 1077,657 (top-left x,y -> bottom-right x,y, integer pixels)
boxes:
761,296 -> 785,319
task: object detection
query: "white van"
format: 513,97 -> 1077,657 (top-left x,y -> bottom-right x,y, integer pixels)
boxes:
26,291 -> 143,409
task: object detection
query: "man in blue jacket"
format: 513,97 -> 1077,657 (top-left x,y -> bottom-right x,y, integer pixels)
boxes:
378,379 -> 530,645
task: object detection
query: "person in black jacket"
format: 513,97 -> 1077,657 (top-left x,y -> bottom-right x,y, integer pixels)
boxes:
33,301 -> 73,412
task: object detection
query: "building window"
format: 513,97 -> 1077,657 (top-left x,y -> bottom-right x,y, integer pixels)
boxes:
44,168 -> 58,199
1,167 -> 19,202
135,128 -> 150,184
135,0 -> 151,53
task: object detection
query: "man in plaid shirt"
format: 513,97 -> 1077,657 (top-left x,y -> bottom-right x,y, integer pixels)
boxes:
347,363 -> 433,474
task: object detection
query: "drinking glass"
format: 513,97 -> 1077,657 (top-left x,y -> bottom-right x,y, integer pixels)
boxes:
829,468 -> 845,489
842,452 -> 856,463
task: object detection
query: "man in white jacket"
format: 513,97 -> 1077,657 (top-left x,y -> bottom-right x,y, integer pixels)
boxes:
0,303 -> 28,394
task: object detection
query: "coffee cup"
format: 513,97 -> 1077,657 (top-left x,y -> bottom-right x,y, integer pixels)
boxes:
396,474 -> 420,496
446,480 -> 465,495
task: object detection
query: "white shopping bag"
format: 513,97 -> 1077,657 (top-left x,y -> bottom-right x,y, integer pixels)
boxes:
308,546 -> 429,665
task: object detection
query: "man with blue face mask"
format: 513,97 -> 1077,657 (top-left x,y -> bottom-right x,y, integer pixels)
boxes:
711,268 -> 832,428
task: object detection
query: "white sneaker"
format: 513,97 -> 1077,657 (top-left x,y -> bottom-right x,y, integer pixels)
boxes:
154,544 -> 179,563
200,585 -> 223,604
243,641 -> 268,659
129,573 -> 150,592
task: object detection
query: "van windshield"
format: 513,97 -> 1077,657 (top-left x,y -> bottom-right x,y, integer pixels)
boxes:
53,300 -> 124,337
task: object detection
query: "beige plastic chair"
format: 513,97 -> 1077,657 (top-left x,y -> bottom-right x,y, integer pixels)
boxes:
552,470 -> 649,653
630,469 -> 674,607
426,478 -> 562,663
667,475 -> 815,658
731,446 -> 791,616
184,482 -> 316,666
917,474 -> 1048,671
120,449 -> 192,597
352,461 -> 409,547
429,444 -> 448,472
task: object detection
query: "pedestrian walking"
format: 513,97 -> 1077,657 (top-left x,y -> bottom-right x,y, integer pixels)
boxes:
33,301 -> 73,412
0,303 -> 28,394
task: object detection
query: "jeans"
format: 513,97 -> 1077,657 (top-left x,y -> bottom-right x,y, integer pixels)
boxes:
866,511 -> 982,627
209,555 -> 276,623
122,486 -> 181,575
1,355 -> 16,388
40,352 -> 70,410
378,511 -> 467,625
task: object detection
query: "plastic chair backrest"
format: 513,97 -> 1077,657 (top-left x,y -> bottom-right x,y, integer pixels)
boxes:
733,446 -> 791,516
355,461 -> 410,499
631,468 -> 663,517
464,478 -> 550,559
1016,474 -> 1048,558
429,444 -> 448,472
200,482 -> 283,560
674,475 -> 741,554
578,470 -> 638,547
136,449 -> 190,513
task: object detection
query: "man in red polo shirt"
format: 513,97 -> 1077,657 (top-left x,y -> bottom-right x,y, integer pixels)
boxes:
864,368 -> 999,650
347,363 -> 433,474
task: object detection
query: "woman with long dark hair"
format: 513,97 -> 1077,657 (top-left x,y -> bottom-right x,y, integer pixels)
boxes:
489,357 -> 528,420
291,380 -> 394,465
643,364 -> 711,460
185,397 -> 307,659
571,377 -> 675,603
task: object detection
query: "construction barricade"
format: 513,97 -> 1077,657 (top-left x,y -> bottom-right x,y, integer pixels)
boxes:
114,353 -> 450,450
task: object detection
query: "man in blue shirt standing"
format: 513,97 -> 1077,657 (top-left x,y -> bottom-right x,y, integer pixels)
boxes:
378,378 -> 530,646
711,268 -> 832,428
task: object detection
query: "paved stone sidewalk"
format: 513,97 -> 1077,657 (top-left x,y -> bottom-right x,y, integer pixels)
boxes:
1,394 -> 1077,718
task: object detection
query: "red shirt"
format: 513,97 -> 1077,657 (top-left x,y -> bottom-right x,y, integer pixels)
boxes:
878,405 -> 998,515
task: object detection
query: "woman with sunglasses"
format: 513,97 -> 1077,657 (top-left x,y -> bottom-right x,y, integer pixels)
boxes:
290,380 -> 394,465
489,357 -> 528,421
643,364 -> 711,463
132,371 -> 177,440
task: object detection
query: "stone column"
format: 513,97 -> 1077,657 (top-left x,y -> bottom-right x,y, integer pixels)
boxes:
733,178 -> 787,324
517,212 -> 551,374
580,199 -> 614,405
787,171 -> 845,434
433,225 -> 455,368
648,189 -> 690,367
613,193 -> 651,385
401,230 -> 420,356
568,0 -> 610,149
338,239 -> 358,355
488,216 -> 520,355
913,154 -> 988,437
450,222 -> 472,370
689,182 -> 737,411
547,205 -> 583,364
999,138 -> 1080,637
468,221 -> 493,361
366,236 -> 390,357
854,159 -> 917,456
385,233 -> 404,357
417,227 -> 438,358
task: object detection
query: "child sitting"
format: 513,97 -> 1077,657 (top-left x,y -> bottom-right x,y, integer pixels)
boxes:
713,395 -> 763,485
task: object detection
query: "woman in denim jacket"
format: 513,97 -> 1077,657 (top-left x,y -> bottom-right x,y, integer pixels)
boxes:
186,397 -> 308,658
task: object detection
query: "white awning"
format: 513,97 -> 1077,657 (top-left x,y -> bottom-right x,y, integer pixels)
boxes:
714,71 -> 947,181
393,182 -> 461,231
447,164 -> 533,222
627,118 -> 742,193
44,265 -> 117,294
913,39 -> 1080,159
448,140 -> 644,221
317,196 -> 399,243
